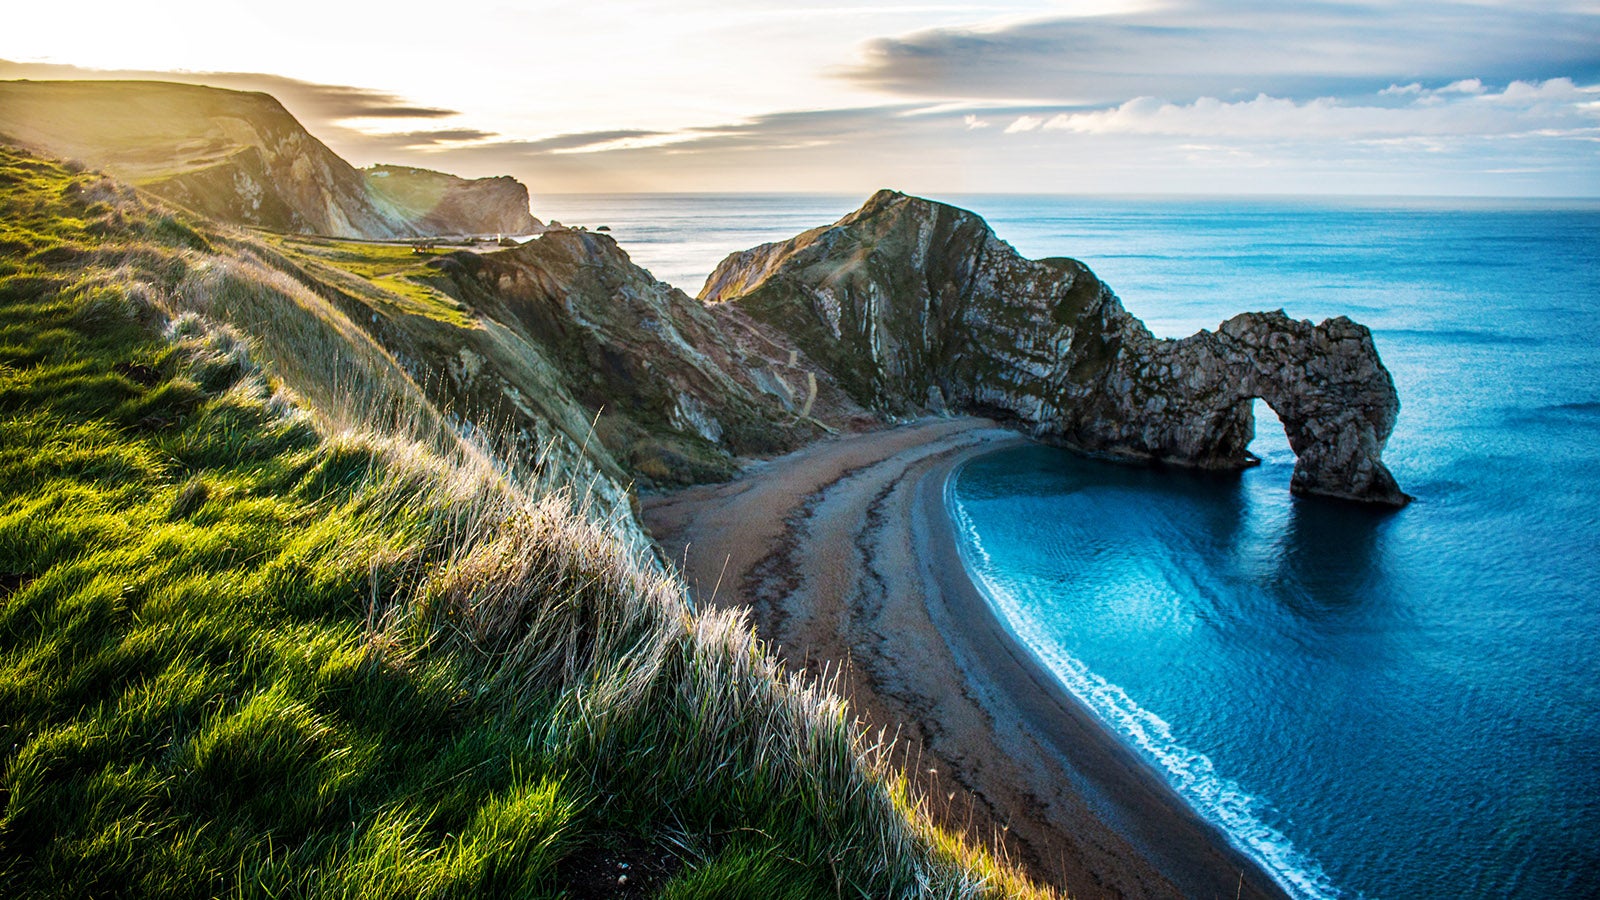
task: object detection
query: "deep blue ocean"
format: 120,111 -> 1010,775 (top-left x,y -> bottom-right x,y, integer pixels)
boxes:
536,193 -> 1600,899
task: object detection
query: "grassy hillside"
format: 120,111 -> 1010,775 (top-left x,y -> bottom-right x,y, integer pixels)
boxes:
0,80 -> 840,492
0,147 -> 1050,896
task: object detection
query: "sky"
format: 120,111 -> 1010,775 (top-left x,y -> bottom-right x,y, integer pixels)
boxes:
2,1 -> 1597,196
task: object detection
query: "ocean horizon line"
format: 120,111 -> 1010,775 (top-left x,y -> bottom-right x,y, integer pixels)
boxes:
533,190 -> 1600,209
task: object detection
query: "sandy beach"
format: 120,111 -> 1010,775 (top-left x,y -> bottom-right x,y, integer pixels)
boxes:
643,417 -> 1287,899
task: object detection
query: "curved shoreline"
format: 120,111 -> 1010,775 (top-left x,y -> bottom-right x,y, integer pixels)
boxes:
642,417 -> 1287,898
922,443 -> 1295,899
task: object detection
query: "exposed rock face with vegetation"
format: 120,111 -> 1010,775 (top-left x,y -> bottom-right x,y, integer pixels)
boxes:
0,82 -> 538,241
703,190 -> 1408,506
365,164 -> 543,237
411,227 -> 852,484
0,82 -> 823,487
0,80 -> 414,238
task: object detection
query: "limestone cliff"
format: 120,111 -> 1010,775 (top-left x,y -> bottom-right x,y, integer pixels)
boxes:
0,80 -> 427,238
703,190 -> 1409,506
0,81 -> 542,241
364,164 -> 542,236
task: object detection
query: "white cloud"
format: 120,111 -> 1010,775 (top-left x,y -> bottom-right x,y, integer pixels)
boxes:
1441,78 -> 1487,95
846,2 -> 1600,106
1038,79 -> 1600,140
964,113 -> 990,129
549,131 -> 711,155
1004,114 -> 1044,132
0,1 -> 1064,149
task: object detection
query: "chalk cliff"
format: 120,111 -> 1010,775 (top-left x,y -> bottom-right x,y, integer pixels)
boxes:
703,190 -> 1408,506
364,164 -> 543,236
0,81 -> 539,240
0,80 -> 423,238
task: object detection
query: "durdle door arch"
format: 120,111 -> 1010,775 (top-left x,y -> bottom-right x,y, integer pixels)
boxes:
704,191 -> 1410,507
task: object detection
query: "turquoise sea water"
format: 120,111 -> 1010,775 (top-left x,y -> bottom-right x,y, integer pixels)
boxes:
536,193 -> 1600,898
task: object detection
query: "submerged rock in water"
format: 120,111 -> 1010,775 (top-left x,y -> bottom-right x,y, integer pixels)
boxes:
702,189 -> 1409,506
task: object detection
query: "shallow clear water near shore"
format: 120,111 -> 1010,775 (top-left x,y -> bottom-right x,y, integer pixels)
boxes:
539,192 -> 1600,899
946,199 -> 1600,899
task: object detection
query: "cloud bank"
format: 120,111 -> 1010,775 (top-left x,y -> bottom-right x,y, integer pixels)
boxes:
1012,79 -> 1599,141
843,1 -> 1600,104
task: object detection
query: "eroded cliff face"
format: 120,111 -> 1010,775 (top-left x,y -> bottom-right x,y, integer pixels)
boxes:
0,81 -> 543,241
0,81 -> 427,239
364,165 -> 543,236
410,228 -> 859,485
703,190 -> 1409,506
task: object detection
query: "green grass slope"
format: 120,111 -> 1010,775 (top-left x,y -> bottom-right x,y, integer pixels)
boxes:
0,146 -> 1051,897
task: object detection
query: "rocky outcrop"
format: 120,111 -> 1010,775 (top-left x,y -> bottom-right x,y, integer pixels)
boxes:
1068,311 -> 1407,505
364,165 -> 542,236
406,228 -> 861,485
703,190 -> 1408,506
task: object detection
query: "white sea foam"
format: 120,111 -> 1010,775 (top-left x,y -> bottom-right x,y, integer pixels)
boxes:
946,481 -> 1354,900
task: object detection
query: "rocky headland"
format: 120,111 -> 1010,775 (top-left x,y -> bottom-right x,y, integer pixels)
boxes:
703,189 -> 1409,505
364,164 -> 544,237
0,80 -> 1406,503
0,81 -> 538,241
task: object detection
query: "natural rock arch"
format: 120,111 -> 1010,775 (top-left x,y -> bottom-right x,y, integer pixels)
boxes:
1228,314 -> 1406,505
705,190 -> 1410,507
1067,311 -> 1410,506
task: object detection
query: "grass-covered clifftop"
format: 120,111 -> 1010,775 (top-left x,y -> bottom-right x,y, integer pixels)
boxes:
0,80 -> 419,240
0,147 -> 1049,896
0,81 -> 541,241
